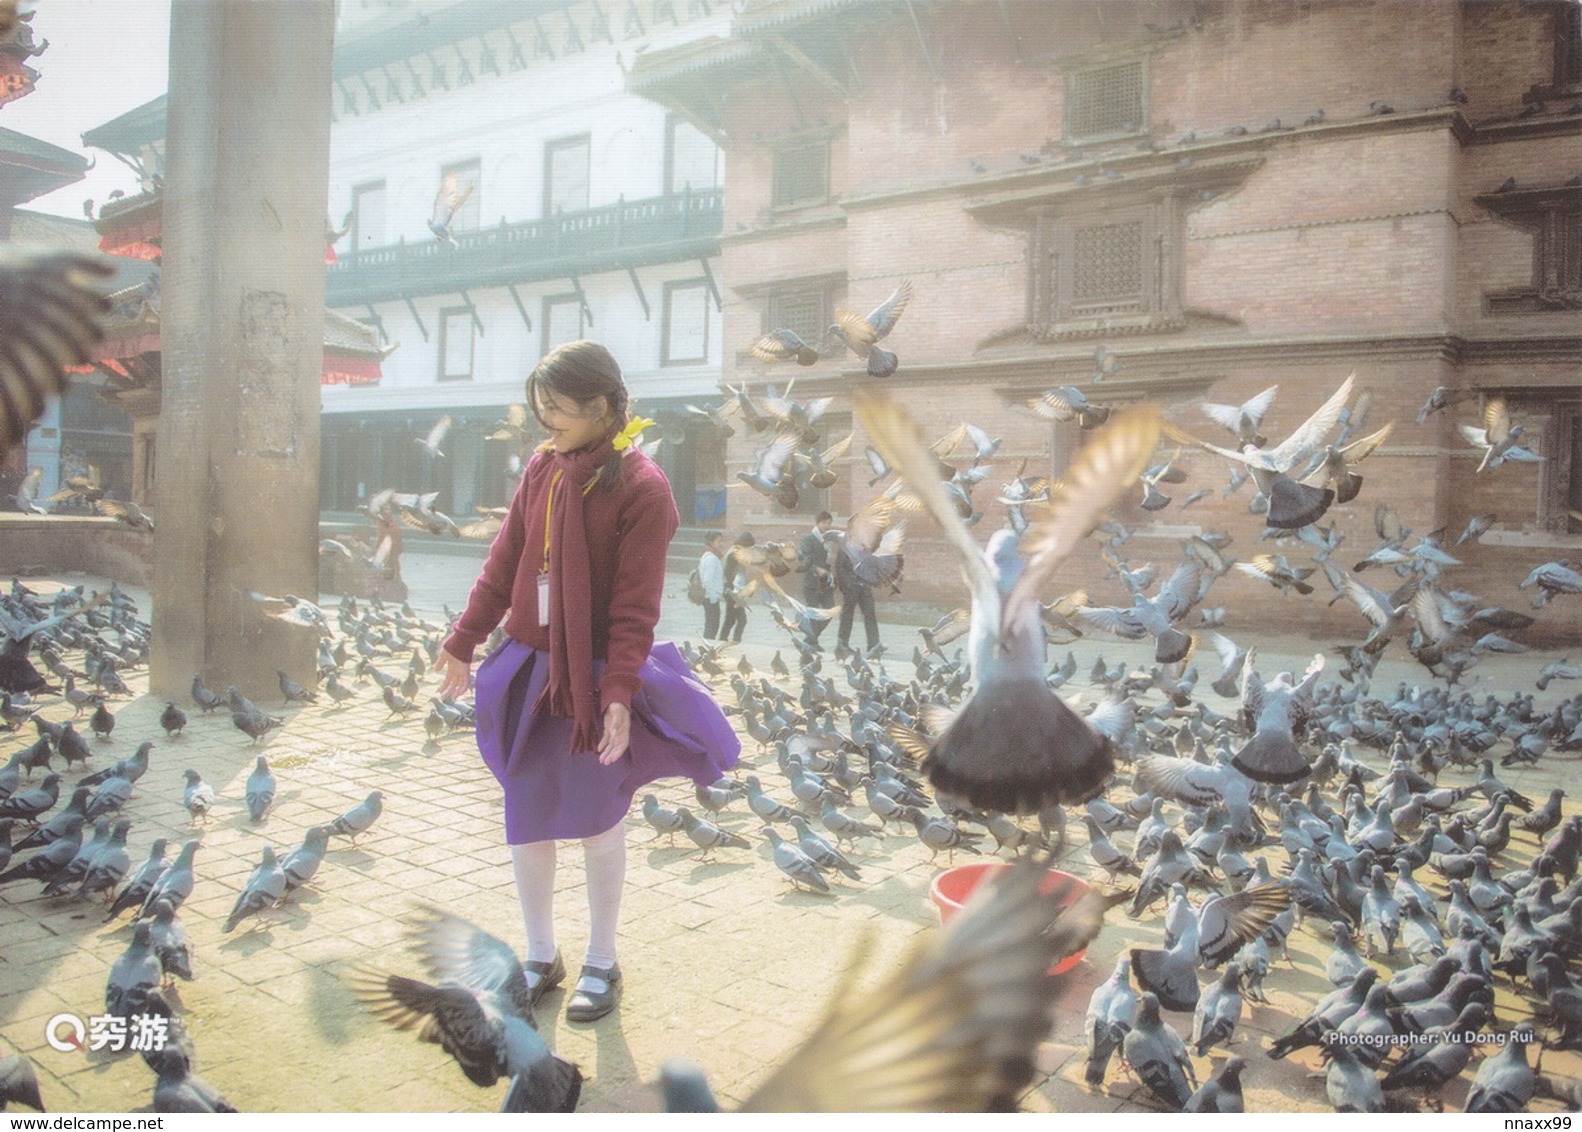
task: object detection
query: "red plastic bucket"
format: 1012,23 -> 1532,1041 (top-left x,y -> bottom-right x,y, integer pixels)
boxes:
928,862 -> 1092,975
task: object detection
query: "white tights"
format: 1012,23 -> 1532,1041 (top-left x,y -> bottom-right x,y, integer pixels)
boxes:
510,821 -> 626,992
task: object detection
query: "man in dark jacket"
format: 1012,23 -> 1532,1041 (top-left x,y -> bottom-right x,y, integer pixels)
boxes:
798,511 -> 836,645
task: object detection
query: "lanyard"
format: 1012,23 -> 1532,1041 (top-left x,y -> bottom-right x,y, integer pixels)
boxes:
540,467 -> 599,574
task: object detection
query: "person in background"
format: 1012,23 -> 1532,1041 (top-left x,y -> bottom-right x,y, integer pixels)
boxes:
833,522 -> 880,659
719,531 -> 755,644
797,510 -> 836,647
698,531 -> 727,640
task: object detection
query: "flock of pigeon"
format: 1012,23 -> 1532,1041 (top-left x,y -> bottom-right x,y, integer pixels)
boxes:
0,582 -> 461,1112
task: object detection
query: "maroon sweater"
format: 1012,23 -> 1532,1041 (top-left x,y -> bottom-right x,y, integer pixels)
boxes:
442,448 -> 680,710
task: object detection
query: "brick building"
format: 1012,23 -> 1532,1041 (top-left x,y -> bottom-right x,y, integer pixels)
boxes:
631,0 -> 1582,646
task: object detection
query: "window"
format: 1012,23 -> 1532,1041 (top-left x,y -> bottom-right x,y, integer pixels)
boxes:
1481,183 -> 1582,313
440,158 -> 481,235
352,181 -> 385,251
762,286 -> 835,347
662,279 -> 709,365
542,294 -> 585,355
1071,220 -> 1145,316
544,135 -> 590,215
1033,201 -> 1182,337
772,141 -> 828,207
439,308 -> 474,381
666,115 -> 719,194
1066,60 -> 1146,141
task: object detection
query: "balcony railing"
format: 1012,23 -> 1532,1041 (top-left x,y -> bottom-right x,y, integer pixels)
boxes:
326,187 -> 723,305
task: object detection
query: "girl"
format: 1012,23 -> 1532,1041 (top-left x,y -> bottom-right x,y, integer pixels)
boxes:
434,339 -> 740,1022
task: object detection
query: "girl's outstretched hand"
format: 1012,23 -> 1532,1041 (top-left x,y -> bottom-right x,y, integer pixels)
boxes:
434,648 -> 473,701
598,702 -> 631,765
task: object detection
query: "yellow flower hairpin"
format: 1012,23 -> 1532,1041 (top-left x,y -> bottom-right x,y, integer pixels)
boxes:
611,415 -> 656,452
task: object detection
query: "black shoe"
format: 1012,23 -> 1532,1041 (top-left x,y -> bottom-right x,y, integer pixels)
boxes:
521,951 -> 565,1007
565,963 -> 622,1022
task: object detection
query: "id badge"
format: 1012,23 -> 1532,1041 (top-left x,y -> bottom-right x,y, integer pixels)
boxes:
537,572 -> 550,626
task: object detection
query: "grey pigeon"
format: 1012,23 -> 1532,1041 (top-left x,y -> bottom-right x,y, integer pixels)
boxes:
1083,955 -> 1137,1086
0,813 -> 83,888
1183,1055 -> 1245,1113
106,920 -> 161,1016
787,814 -> 861,881
153,1066 -> 237,1113
675,806 -> 749,859
142,897 -> 195,983
640,794 -> 684,842
1191,962 -> 1243,1056
181,770 -> 215,824
42,817 -> 122,897
1324,1044 -> 1384,1113
764,827 -> 830,892
906,809 -> 984,863
4,765 -> 61,822
84,775 -> 133,821
280,825 -> 332,892
223,845 -> 287,932
1232,649 -> 1325,783
159,702 -> 187,737
245,756 -> 276,823
855,393 -> 1158,813
79,740 -> 152,788
1123,992 -> 1197,1110
350,905 -> 582,1112
139,839 -> 199,919
0,1054 -> 45,1111
107,837 -> 167,919
818,801 -> 882,848
15,783 -> 89,850
744,776 -> 796,823
330,790 -> 383,844
1465,1035 -> 1534,1113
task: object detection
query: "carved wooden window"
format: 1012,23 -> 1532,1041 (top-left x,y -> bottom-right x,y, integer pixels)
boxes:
1033,201 -> 1182,338
1072,220 -> 1146,315
763,287 -> 833,347
1067,61 -> 1145,141
1481,185 -> 1582,313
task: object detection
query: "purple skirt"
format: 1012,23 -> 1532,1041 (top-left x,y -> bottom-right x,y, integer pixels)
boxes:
474,639 -> 740,843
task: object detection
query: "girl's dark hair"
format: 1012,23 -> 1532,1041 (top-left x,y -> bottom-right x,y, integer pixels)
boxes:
735,531 -> 756,547
527,339 -> 630,491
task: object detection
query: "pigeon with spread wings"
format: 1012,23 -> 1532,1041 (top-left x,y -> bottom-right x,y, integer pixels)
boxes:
416,414 -> 452,459
750,329 -> 822,367
856,390 -> 1160,814
828,280 -> 912,378
428,173 -> 475,247
658,852 -> 1108,1112
1168,372 -> 1356,529
1459,397 -> 1541,473
0,249 -> 114,460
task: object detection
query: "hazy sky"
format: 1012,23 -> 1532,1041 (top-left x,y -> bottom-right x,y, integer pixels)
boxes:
4,0 -> 172,219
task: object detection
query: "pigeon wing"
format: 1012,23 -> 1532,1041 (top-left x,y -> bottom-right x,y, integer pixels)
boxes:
1003,406 -> 1162,634
0,251 -> 113,457
856,391 -> 994,600
864,279 -> 913,341
1257,371 -> 1355,472
741,857 -> 1105,1111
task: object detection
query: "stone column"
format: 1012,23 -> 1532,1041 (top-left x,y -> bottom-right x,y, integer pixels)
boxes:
151,0 -> 334,699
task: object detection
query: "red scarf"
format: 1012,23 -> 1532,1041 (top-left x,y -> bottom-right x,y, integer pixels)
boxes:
534,435 -> 617,753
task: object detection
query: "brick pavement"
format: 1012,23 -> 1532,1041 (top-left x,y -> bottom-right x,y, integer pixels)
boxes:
0,563 -> 1578,1112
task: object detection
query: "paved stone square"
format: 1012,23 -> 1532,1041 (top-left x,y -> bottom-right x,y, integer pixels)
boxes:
0,561 -> 1577,1113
